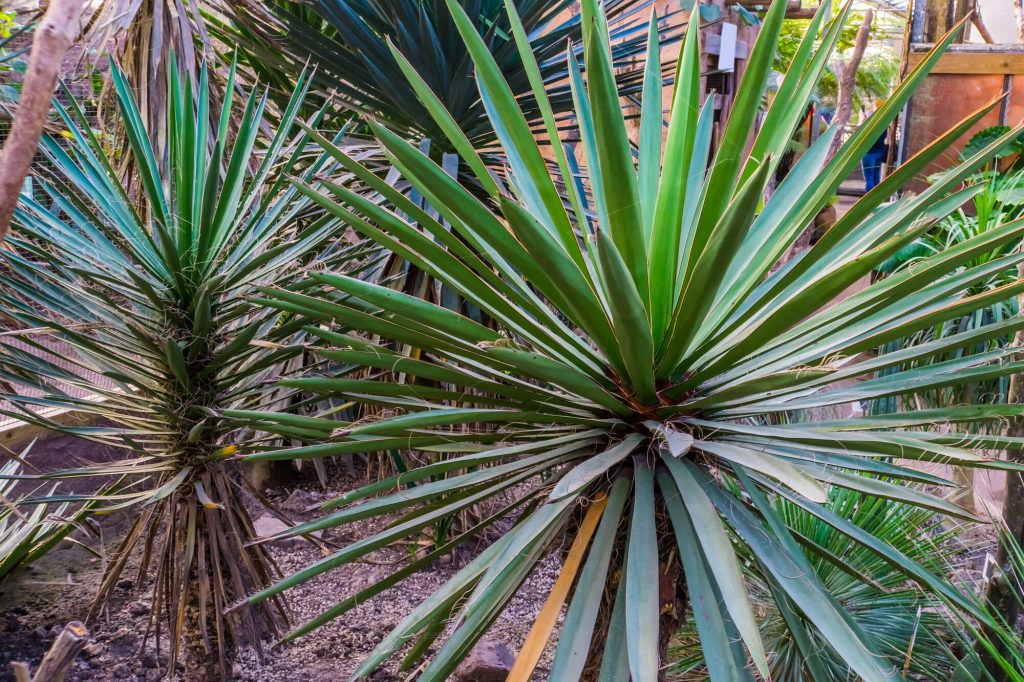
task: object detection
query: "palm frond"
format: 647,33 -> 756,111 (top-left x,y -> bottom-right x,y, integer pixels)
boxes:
212,0 -> 678,150
668,485 -> 960,680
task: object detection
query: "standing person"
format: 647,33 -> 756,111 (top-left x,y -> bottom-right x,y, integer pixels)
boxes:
861,99 -> 888,192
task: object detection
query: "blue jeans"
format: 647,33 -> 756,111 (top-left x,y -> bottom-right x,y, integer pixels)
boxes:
862,152 -> 884,192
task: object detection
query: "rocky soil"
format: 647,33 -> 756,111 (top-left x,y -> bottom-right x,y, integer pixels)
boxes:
0,457 -> 562,682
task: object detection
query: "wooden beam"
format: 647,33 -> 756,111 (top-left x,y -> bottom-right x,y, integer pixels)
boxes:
726,0 -> 800,7
906,50 -> 1024,75
0,404 -> 100,449
726,0 -> 809,18
784,8 -> 820,18
704,32 -> 749,59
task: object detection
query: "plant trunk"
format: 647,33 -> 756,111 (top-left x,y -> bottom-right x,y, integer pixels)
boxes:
183,605 -> 220,682
0,0 -> 84,248
581,526 -> 685,681
826,10 -> 873,162
978,258 -> 1024,679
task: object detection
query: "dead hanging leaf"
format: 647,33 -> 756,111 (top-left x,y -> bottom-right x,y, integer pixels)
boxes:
507,493 -> 608,682
658,423 -> 694,457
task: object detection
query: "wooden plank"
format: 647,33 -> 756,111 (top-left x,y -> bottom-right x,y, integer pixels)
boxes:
0,405 -> 99,449
704,32 -> 749,59
907,50 -> 1024,75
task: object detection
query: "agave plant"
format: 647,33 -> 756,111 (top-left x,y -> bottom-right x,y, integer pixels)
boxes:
0,446 -> 92,582
0,61 -> 369,673
668,486 -> 960,680
232,0 -> 1024,678
215,0 -> 667,150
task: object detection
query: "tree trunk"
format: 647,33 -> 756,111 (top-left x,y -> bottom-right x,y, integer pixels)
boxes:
970,2 -> 995,44
979,257 -> 1024,679
0,0 -> 84,249
826,10 -> 874,162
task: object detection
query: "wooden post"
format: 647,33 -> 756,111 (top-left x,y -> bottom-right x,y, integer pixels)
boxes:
924,0 -> 951,42
0,0 -> 85,249
9,621 -> 89,682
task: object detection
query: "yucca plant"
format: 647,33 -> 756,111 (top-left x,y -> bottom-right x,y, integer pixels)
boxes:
0,61 -> 368,674
873,171 -> 1024,413
668,486 -> 960,680
232,0 -> 1024,678
215,0 -> 666,150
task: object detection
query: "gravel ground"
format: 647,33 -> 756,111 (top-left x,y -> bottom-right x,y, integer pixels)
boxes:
1,462 -> 564,681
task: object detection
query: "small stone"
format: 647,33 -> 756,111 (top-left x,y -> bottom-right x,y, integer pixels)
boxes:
4,612 -> 23,632
452,637 -> 515,682
280,489 -> 315,512
252,515 -> 321,548
116,578 -> 134,589
141,652 -> 159,669
128,601 -> 151,616
112,662 -> 132,679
